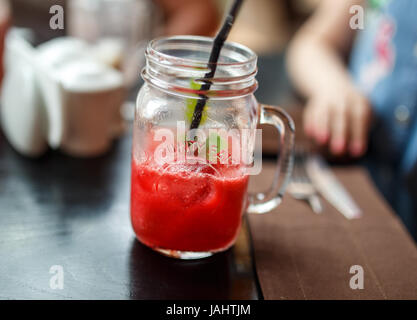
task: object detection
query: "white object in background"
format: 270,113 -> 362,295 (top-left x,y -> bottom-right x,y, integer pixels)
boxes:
91,38 -> 124,69
54,59 -> 125,156
306,155 -> 362,220
0,29 -> 47,157
36,37 -> 125,157
0,31 -> 126,158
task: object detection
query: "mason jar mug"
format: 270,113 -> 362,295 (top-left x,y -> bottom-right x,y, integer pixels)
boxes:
131,36 -> 294,259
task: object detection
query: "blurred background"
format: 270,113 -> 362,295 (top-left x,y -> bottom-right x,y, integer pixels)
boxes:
0,0 -> 416,241
9,0 -> 320,50
5,0 -> 321,94
0,0 -> 319,158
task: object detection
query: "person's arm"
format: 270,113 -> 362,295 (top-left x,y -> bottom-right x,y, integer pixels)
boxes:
155,0 -> 219,36
287,0 -> 372,157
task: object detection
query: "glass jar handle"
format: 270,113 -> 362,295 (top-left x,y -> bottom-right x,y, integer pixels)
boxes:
247,104 -> 295,214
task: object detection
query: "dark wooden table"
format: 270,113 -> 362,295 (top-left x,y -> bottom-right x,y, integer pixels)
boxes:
0,52 -> 293,300
0,125 -> 263,299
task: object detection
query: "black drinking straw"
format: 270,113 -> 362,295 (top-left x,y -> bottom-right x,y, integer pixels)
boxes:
189,0 -> 244,130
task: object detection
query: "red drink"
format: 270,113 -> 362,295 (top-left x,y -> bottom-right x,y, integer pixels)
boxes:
130,159 -> 249,253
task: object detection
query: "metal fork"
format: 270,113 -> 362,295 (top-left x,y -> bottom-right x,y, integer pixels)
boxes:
288,146 -> 323,214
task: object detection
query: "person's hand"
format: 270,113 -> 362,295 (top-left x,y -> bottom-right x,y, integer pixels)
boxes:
303,84 -> 372,157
